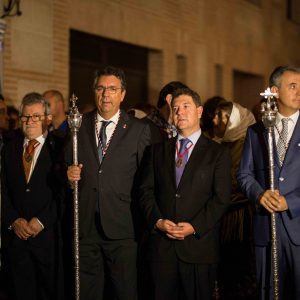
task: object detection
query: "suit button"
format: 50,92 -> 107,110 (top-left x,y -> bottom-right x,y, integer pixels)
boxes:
98,169 -> 102,174
279,177 -> 284,182
175,194 -> 180,198
26,188 -> 30,192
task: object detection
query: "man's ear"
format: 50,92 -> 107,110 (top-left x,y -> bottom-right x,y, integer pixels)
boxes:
46,114 -> 53,125
165,94 -> 172,106
270,86 -> 279,98
120,90 -> 126,102
198,106 -> 203,119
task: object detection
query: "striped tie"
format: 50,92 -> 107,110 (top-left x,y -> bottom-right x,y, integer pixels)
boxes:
23,139 -> 40,181
277,118 -> 290,166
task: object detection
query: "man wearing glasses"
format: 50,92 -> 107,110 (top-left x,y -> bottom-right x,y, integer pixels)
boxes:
67,66 -> 153,300
1,92 -> 63,300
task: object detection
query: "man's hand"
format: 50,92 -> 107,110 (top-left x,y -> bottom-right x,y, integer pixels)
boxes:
12,218 -> 34,240
259,189 -> 288,213
176,222 -> 195,237
28,217 -> 44,237
155,219 -> 195,240
67,164 -> 83,182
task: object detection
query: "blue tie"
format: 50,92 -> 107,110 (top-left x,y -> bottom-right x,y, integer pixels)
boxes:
175,138 -> 191,187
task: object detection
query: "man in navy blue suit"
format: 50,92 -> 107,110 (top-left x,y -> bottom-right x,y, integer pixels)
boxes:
237,65 -> 300,299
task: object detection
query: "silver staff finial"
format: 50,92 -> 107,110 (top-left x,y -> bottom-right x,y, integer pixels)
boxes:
260,87 -> 278,99
260,87 -> 278,128
70,93 -> 78,109
68,93 -> 82,132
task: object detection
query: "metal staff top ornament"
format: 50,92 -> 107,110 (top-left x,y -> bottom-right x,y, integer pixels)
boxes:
68,93 -> 82,133
260,87 -> 278,128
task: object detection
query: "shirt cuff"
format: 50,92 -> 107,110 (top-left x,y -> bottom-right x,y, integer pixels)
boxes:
36,218 -> 44,229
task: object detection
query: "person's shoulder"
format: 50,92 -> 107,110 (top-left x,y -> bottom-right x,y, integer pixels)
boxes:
2,130 -> 23,153
122,110 -> 145,124
248,120 -> 263,130
245,120 -> 265,137
200,134 -> 221,148
200,135 -> 231,157
81,109 -> 96,122
121,110 -> 151,132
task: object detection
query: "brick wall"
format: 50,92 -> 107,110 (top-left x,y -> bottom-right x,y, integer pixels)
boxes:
3,0 -> 300,108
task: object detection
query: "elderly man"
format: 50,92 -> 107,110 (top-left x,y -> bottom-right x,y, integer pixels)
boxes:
1,92 -> 63,300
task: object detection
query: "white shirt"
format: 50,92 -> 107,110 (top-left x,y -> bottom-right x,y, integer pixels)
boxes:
176,129 -> 201,160
95,110 -> 120,146
274,111 -> 299,145
23,131 -> 48,182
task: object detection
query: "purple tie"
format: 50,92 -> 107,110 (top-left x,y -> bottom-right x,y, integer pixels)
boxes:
175,138 -> 191,187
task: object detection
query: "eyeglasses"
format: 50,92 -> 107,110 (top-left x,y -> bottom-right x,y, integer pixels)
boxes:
95,86 -> 122,94
20,115 -> 46,122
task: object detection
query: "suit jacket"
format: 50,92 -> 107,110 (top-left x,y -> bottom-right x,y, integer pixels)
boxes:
65,109 -> 152,240
1,132 -> 63,246
139,134 -> 232,264
237,119 -> 300,246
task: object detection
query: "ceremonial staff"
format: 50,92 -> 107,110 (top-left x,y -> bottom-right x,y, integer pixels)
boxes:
67,94 -> 82,300
260,87 -> 279,300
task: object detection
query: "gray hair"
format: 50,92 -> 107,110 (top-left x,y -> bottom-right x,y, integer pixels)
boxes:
19,92 -> 51,116
269,65 -> 300,88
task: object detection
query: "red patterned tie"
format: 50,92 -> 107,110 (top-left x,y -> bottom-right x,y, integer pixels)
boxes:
23,139 -> 39,181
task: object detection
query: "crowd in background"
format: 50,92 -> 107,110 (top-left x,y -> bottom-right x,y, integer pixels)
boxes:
1,65 -> 300,300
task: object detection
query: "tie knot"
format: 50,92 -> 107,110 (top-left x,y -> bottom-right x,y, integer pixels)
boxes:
179,138 -> 191,153
29,139 -> 38,145
27,139 -> 39,151
101,120 -> 111,129
282,118 -> 290,125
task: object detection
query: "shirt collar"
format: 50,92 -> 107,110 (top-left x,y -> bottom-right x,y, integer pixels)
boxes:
276,110 -> 299,126
23,131 -> 48,147
97,110 -> 120,124
177,129 -> 201,145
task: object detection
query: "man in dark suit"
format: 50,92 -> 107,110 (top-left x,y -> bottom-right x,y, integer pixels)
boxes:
139,87 -> 231,300
237,65 -> 300,299
67,66 -> 153,300
1,92 -> 63,300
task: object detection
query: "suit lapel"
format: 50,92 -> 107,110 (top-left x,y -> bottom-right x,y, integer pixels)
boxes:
29,138 -> 49,183
262,125 -> 281,168
16,136 -> 27,184
85,111 -> 100,167
176,135 -> 208,190
165,138 -> 177,189
102,110 -> 130,162
282,115 -> 300,167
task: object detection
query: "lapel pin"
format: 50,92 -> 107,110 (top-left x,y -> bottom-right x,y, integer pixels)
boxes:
123,124 -> 127,129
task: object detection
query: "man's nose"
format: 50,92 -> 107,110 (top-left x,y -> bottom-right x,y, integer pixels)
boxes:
176,107 -> 184,115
